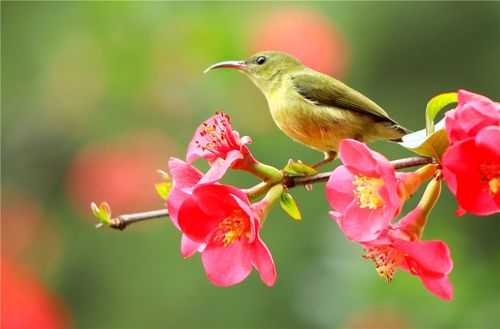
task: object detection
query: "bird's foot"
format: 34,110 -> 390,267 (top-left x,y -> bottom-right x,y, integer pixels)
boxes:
310,151 -> 337,170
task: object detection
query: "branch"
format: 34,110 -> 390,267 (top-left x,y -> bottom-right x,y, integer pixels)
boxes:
286,156 -> 434,188
97,156 -> 432,231
96,209 -> 168,230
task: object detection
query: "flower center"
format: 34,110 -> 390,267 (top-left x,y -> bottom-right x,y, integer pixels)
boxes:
212,209 -> 249,247
195,113 -> 236,154
363,246 -> 403,282
489,178 -> 500,194
480,163 -> 500,195
353,175 -> 385,209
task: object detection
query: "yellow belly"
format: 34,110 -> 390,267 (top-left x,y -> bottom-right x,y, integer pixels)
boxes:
268,95 -> 375,152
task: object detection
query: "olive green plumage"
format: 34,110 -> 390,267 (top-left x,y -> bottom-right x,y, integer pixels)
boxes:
205,51 -> 409,157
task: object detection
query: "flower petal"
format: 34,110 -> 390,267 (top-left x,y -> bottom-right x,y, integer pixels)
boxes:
166,187 -> 189,229
168,157 -> 202,189
339,204 -> 389,242
393,239 -> 453,274
419,272 -> 453,301
198,150 -> 243,184
443,138 -> 498,215
445,90 -> 500,144
181,234 -> 204,258
177,197 -> 222,242
192,184 -> 242,219
339,139 -> 381,176
476,126 -> 500,163
201,239 -> 253,287
233,195 -> 257,242
326,166 -> 355,213
252,233 -> 277,287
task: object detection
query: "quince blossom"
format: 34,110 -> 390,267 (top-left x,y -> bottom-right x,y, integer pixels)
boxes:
360,179 -> 453,300
186,112 -> 256,183
326,139 -> 403,242
445,90 -> 500,144
177,184 -> 276,287
442,126 -> 500,216
166,157 -> 276,286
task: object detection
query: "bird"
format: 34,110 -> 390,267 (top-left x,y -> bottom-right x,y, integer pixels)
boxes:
204,51 -> 409,168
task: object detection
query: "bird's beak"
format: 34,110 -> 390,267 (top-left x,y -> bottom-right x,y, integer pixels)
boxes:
203,60 -> 247,74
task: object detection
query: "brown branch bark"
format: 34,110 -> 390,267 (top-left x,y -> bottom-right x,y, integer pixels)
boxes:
285,156 -> 433,188
96,209 -> 169,230
98,156 -> 433,231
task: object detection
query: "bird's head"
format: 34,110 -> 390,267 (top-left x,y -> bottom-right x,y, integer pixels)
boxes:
204,51 -> 303,93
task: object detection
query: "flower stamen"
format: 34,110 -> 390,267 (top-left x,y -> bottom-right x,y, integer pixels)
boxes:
353,175 -> 385,209
480,163 -> 500,195
489,178 -> 500,194
363,246 -> 403,283
213,209 -> 249,247
195,113 -> 238,155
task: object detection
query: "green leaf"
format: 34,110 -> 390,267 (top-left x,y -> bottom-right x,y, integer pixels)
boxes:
90,201 -> 112,225
280,192 -> 302,221
283,160 -> 317,176
425,92 -> 457,135
400,119 -> 449,159
155,181 -> 172,200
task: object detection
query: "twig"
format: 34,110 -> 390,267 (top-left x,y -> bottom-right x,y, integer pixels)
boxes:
96,209 -> 169,230
286,156 -> 433,188
98,156 -> 432,231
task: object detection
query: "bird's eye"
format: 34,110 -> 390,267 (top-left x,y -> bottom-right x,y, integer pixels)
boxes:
256,56 -> 267,65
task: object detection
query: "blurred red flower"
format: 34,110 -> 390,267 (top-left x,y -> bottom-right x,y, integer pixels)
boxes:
1,192 -> 43,260
1,259 -> 70,329
249,7 -> 348,77
67,132 -> 176,217
1,190 -> 62,273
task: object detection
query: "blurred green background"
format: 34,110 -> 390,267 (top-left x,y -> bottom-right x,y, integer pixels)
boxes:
2,2 -> 500,329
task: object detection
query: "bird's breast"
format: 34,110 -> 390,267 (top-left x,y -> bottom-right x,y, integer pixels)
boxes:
267,93 -> 370,152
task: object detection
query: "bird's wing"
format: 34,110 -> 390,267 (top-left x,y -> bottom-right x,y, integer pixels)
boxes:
291,71 -> 396,124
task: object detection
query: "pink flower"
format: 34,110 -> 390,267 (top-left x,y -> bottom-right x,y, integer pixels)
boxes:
166,157 -> 205,258
326,139 -> 403,242
445,90 -> 500,144
362,214 -> 453,300
186,112 -> 256,182
177,183 -> 276,287
442,126 -> 500,216
338,175 -> 454,300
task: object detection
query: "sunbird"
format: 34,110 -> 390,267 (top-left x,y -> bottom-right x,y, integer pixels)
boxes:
204,51 -> 409,167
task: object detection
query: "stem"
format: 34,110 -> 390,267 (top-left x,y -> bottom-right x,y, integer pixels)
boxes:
244,181 -> 271,200
253,184 -> 284,220
399,176 -> 442,239
246,161 -> 283,183
97,156 -> 432,231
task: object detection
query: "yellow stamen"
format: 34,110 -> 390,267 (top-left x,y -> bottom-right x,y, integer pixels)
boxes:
213,209 -> 249,247
363,246 -> 403,283
489,177 -> 500,194
353,175 -> 385,209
